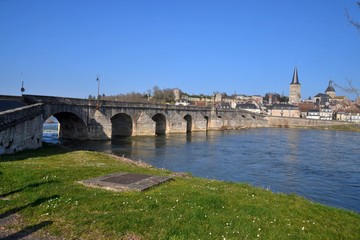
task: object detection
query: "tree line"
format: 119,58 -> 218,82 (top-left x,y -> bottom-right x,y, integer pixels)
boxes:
89,85 -> 178,104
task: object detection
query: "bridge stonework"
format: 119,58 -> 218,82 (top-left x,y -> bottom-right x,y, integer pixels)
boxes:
20,95 -> 267,141
0,103 -> 43,155
0,94 -> 267,155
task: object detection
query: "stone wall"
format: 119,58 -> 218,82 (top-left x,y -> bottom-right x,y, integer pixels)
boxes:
0,103 -> 43,155
214,109 -> 268,130
265,116 -> 352,128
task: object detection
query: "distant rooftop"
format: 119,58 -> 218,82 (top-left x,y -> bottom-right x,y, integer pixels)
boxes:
314,93 -> 329,98
236,103 -> 258,109
269,103 -> 299,110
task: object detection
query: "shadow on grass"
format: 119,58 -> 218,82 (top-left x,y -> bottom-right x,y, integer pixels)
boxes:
0,195 -> 60,219
0,143 -> 71,162
0,220 -> 53,240
0,180 -> 59,199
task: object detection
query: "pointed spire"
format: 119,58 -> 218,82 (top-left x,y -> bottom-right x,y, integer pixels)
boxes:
291,67 -> 300,85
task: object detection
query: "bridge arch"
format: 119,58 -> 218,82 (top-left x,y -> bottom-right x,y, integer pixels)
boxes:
204,116 -> 209,131
50,112 -> 88,140
183,114 -> 192,133
111,113 -> 133,137
152,113 -> 166,136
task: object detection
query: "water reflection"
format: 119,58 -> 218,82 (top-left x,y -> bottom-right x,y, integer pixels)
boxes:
43,125 -> 360,213
284,129 -> 300,162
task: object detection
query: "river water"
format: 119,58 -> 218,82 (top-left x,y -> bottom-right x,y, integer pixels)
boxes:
43,124 -> 360,213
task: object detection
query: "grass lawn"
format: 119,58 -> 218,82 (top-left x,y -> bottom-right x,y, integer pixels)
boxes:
1,144 -> 359,239
312,124 -> 360,132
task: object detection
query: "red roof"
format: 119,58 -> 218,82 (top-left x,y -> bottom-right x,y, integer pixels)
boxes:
298,102 -> 317,112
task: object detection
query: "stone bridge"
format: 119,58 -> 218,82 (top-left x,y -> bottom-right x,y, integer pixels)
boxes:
0,94 -> 266,154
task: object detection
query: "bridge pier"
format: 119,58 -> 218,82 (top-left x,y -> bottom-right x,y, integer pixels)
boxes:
167,113 -> 187,134
208,118 -> 224,130
134,112 -> 156,136
191,113 -> 208,132
87,110 -> 112,140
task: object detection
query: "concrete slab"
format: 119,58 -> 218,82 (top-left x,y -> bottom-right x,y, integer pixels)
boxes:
79,172 -> 173,192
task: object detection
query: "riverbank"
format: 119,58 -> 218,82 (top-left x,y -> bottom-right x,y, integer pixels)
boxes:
312,124 -> 360,132
1,144 -> 359,239
266,116 -> 360,131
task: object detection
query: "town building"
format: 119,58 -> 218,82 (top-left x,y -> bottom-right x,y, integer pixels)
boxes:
319,105 -> 333,120
307,109 -> 320,119
268,103 -> 300,118
298,102 -> 317,118
336,109 -> 360,122
313,93 -> 330,107
235,103 -> 261,114
217,102 -> 231,109
332,96 -> 351,106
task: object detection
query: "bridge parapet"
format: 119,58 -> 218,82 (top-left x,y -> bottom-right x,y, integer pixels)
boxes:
22,94 -> 212,111
0,103 -> 43,155
22,94 -> 265,118
0,103 -> 43,131
23,94 -> 91,106
0,95 -> 23,101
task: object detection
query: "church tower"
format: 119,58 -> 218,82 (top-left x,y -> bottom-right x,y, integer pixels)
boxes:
289,67 -> 301,104
325,80 -> 336,98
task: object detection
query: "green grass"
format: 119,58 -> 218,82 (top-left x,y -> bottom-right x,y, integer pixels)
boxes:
328,124 -> 360,132
1,144 -> 359,239
311,124 -> 360,132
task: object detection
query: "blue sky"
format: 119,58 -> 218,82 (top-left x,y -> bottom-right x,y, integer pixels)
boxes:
1,0 -> 359,100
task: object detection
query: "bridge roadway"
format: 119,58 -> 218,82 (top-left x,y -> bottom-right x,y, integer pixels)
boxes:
0,94 -> 266,154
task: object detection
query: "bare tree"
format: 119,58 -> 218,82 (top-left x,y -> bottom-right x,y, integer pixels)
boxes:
346,1 -> 360,31
338,2 -> 360,102
334,79 -> 360,99
101,85 -> 177,104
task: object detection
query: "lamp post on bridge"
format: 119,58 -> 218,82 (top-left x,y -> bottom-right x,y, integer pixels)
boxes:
20,72 -> 25,96
96,75 -> 100,109
20,81 -> 25,95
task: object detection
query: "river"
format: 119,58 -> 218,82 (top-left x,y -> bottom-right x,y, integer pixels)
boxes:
43,123 -> 360,213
